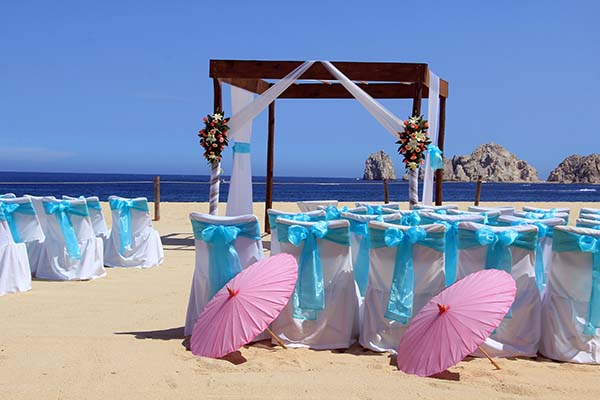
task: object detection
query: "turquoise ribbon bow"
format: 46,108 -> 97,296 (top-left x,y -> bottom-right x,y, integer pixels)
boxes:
0,201 -> 36,243
323,205 -> 348,220
43,200 -> 89,260
553,230 -> 600,335
109,198 -> 150,255
370,226 -> 444,324
191,219 -> 260,299
400,211 -> 421,226
428,145 -> 443,170
347,216 -> 383,296
232,142 -> 250,153
278,221 -> 350,320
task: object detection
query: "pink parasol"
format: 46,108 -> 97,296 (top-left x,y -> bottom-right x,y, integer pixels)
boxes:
191,253 -> 298,358
396,269 -> 516,376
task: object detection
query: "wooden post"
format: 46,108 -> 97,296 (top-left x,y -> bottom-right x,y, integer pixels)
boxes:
435,96 -> 446,205
265,101 -> 275,233
474,175 -> 483,206
383,179 -> 389,204
153,175 -> 160,221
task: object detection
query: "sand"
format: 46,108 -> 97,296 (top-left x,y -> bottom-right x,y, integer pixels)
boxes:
1,201 -> 600,399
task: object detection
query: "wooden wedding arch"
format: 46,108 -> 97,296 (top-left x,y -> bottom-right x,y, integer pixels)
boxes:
209,59 -> 449,231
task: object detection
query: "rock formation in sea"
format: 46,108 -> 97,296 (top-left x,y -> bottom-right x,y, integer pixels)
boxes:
443,143 -> 540,182
363,150 -> 396,180
547,154 -> 600,183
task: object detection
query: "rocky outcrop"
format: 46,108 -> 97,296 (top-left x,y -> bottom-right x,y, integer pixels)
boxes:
363,150 -> 396,180
547,154 -> 600,183
443,143 -> 540,182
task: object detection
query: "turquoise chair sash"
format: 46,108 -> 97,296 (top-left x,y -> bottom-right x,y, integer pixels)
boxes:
370,226 -> 445,324
268,212 -> 325,233
553,229 -> 600,335
232,142 -> 250,153
400,211 -> 421,226
278,221 -> 350,320
86,198 -> 102,211
421,216 -> 462,286
0,201 -> 36,243
109,198 -> 150,255
364,205 -> 395,216
191,219 -> 261,299
347,215 -> 383,296
43,200 -> 89,260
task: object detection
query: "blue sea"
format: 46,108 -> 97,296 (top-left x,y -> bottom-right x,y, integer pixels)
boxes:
0,171 -> 599,203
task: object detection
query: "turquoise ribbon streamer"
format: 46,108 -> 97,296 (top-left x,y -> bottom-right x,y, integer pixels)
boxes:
43,200 -> 89,260
109,198 -> 150,255
347,216 -> 383,296
421,218 -> 460,286
370,226 -> 444,324
0,201 -> 36,243
428,145 -> 443,170
86,198 -> 102,210
191,219 -> 260,298
278,221 -> 349,320
268,211 -> 325,233
553,230 -> 600,335
232,142 -> 250,153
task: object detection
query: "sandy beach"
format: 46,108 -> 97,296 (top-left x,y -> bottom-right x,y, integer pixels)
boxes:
2,201 -> 600,400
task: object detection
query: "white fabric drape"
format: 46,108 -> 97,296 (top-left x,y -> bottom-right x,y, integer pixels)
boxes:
226,87 -> 255,216
422,71 -> 440,205
321,61 -> 405,138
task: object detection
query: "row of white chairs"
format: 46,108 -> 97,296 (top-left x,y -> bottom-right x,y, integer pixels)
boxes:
0,194 -> 163,296
185,204 -> 600,364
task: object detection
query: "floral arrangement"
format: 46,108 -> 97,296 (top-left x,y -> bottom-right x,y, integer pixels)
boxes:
198,110 -> 230,167
396,115 -> 431,170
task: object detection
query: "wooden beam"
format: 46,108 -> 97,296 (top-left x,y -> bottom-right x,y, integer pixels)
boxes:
220,77 -> 271,94
265,101 -> 275,234
278,83 -> 419,99
213,78 -> 222,112
435,96 -> 446,205
412,68 -> 423,116
210,60 -> 428,83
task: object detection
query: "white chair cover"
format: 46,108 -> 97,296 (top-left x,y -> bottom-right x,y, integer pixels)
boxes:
447,209 -> 502,224
35,197 -> 105,281
468,205 -> 515,216
355,202 -> 401,210
360,222 -> 446,353
456,222 -> 541,357
104,196 -> 164,268
25,194 -> 56,234
414,204 -> 459,211
580,213 -> 600,221
540,226 -> 600,363
0,196 -> 47,275
1,193 -> 16,198
63,196 -> 109,239
184,213 -> 265,337
267,209 -> 325,255
523,206 -> 571,215
577,218 -> 600,229
580,207 -> 600,217
514,210 -> 569,225
0,219 -> 32,295
270,218 -> 359,349
297,200 -> 338,212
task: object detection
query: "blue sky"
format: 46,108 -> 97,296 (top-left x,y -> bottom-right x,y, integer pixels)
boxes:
1,1 -> 598,179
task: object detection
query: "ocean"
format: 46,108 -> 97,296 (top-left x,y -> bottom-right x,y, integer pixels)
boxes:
0,171 -> 599,203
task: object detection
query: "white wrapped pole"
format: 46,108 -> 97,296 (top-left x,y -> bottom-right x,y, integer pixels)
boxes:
209,163 -> 221,215
408,168 -> 419,210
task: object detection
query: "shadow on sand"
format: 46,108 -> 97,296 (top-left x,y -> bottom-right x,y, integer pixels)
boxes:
160,233 -> 194,250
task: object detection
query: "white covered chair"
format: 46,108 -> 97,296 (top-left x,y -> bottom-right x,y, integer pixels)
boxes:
414,204 -> 459,213
360,222 -> 446,353
35,198 -> 105,281
498,215 -> 565,294
104,196 -> 163,268
468,205 -> 515,216
580,213 -> 600,221
447,208 -> 502,225
63,196 -> 109,240
577,218 -> 600,230
514,210 -> 569,225
419,212 -> 486,286
356,202 -> 401,210
0,210 -> 31,295
297,200 -> 338,212
184,213 -> 265,337
0,197 -> 46,275
267,209 -> 326,255
25,194 -> 56,234
580,207 -> 600,217
270,218 -> 358,349
456,222 -> 541,358
1,193 -> 16,199
540,226 -> 600,363
523,206 -> 570,216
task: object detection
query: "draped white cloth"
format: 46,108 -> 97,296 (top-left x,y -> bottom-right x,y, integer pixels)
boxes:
226,87 -> 255,216
422,72 -> 440,205
0,219 -> 31,295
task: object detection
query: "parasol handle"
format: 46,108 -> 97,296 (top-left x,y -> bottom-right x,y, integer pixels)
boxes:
265,327 -> 287,349
478,345 -> 501,370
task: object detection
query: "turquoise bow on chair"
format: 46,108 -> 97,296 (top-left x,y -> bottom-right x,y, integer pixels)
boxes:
191,219 -> 260,299
43,200 -> 89,260
278,221 -> 350,320
400,211 -> 421,226
428,145 -> 444,170
370,226 -> 444,324
554,230 -> 600,335
323,205 -> 348,220
0,201 -> 36,243
347,216 -> 382,296
109,198 -> 150,255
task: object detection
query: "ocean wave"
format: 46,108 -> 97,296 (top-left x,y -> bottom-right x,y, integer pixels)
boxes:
579,188 -> 597,192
